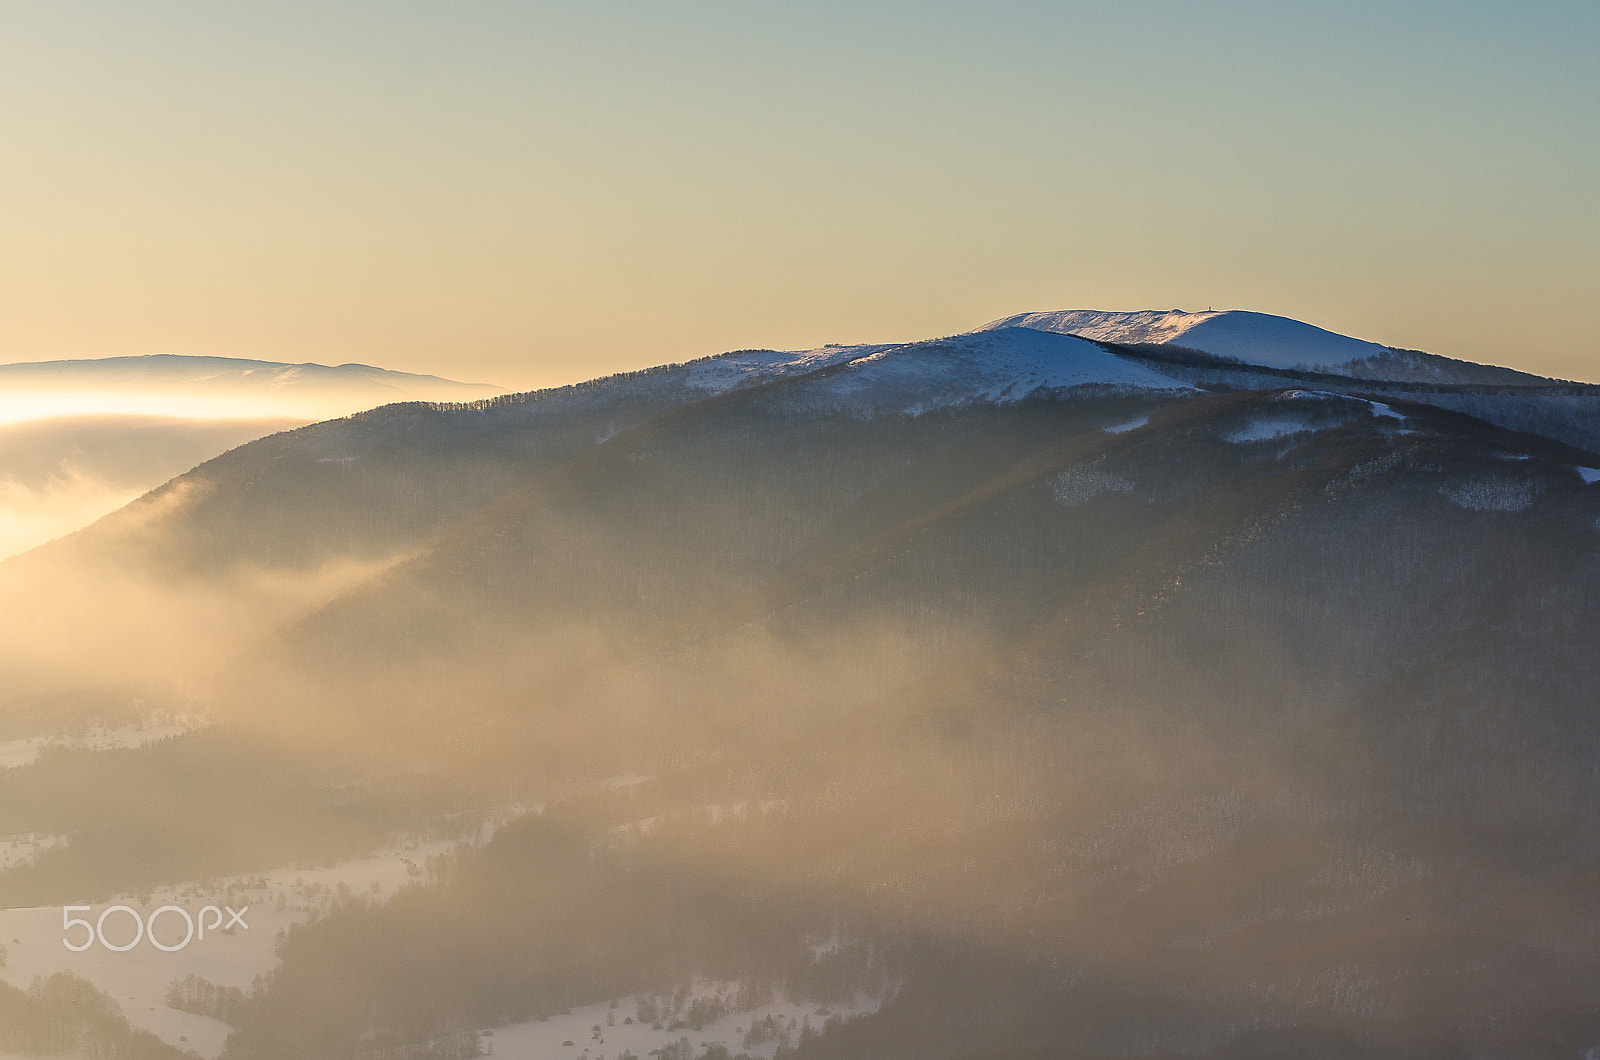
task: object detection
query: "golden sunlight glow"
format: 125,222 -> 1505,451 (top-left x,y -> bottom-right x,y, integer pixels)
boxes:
0,390 -> 367,427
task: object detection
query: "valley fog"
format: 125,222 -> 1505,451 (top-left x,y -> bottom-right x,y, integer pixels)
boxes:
3,324 -> 1600,1059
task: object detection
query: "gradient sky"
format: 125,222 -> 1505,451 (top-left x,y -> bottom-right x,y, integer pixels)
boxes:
1,1 -> 1596,390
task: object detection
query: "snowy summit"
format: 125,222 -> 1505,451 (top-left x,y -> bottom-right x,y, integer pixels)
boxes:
978,309 -> 1394,373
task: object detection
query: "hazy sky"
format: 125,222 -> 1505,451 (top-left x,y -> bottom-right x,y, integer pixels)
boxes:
1,1 -> 1596,390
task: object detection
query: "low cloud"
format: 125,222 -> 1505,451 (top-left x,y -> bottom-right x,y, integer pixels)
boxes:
0,466 -> 145,560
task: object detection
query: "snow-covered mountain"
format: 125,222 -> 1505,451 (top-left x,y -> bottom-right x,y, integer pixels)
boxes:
5,309 -> 1600,1060
681,329 -> 1189,416
682,342 -> 895,393
980,308 -> 1402,374
822,328 -> 1188,409
979,309 -> 1228,347
686,329 -> 1189,407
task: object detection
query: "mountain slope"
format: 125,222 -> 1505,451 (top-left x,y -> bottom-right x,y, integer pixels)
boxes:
7,329 -> 1183,576
0,354 -> 509,558
5,313 -> 1600,1059
810,328 -> 1189,411
0,413 -> 302,559
210,368 -> 1600,1060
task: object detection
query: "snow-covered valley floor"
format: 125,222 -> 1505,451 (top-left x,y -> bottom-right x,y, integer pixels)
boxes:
483,987 -> 882,1060
0,837 -> 456,1057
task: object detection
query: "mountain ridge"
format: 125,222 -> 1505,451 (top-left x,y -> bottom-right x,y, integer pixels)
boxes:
16,308 -> 1600,580
4,307 -> 1600,1059
0,353 -> 503,406
978,307 -> 1582,387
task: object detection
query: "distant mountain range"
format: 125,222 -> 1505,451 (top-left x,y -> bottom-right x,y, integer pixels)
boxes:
0,352 -> 500,399
0,353 -> 502,422
0,354 -> 503,558
2,311 -> 1599,1059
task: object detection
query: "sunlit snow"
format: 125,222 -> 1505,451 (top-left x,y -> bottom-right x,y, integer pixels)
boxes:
979,309 -> 1394,372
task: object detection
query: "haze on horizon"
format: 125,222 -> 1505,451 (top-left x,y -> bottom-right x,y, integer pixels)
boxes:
0,1 -> 1596,391
0,357 -> 500,558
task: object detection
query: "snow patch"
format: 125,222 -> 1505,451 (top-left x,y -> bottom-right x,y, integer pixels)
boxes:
1226,419 -> 1317,443
684,344 -> 887,394
1365,400 -> 1405,420
0,837 -> 463,1057
485,981 -> 883,1060
1576,466 -> 1600,485
1103,414 -> 1149,434
0,719 -> 200,770
0,832 -> 67,870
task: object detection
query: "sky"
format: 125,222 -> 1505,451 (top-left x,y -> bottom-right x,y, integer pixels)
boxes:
0,1 -> 1596,391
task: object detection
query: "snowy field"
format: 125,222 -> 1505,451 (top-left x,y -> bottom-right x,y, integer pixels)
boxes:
1225,418 -> 1319,443
0,719 -> 198,770
0,832 -> 65,871
0,827 -> 883,1060
483,985 -> 881,1060
0,837 -> 457,1058
1102,414 -> 1149,434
